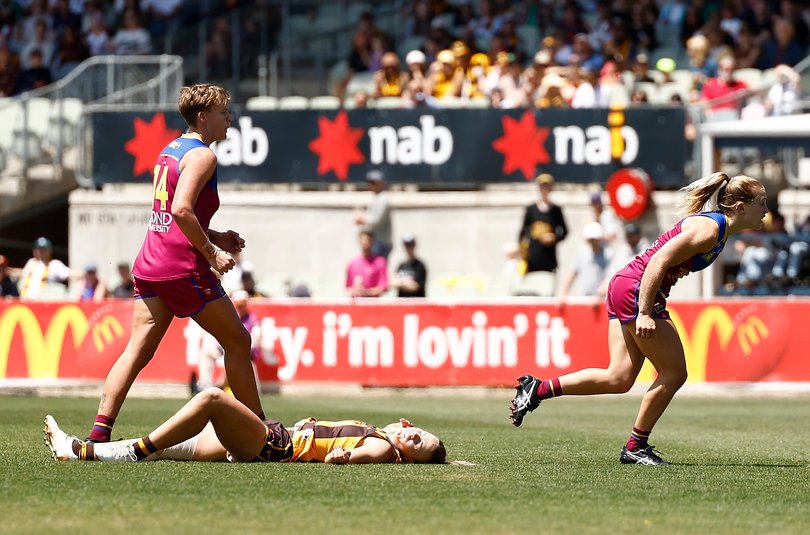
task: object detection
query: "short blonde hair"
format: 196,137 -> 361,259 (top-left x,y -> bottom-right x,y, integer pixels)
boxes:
178,84 -> 230,128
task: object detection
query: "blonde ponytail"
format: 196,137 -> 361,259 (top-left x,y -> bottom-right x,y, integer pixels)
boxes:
677,173 -> 763,216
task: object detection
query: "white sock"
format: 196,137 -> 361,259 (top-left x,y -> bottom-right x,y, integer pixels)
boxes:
92,439 -> 139,462
147,436 -> 199,461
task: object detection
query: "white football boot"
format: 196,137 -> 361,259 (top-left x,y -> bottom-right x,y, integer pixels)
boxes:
43,415 -> 79,461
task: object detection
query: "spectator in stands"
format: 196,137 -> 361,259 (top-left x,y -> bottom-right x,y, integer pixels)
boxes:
111,7 -> 151,55
630,87 -> 649,105
51,0 -> 82,39
733,25 -> 761,70
85,12 -> 111,56
517,173 -> 568,297
685,34 -> 716,90
52,25 -> 88,79
570,33 -> 603,74
718,3 -> 743,43
630,53 -> 656,84
15,47 -> 50,91
373,51 -> 407,99
204,17 -> 231,79
596,60 -> 629,106
390,233 -> 427,298
403,0 -> 434,40
766,64 -> 801,116
758,16 -> 805,70
679,4 -> 705,49
0,44 -> 18,95
19,237 -> 72,300
346,230 -> 388,298
0,2 -> 20,49
700,54 -> 747,118
429,48 -> 462,100
20,18 -> 54,69
570,67 -> 598,109
557,221 -> 612,302
629,3 -> 658,53
78,263 -> 108,302
467,0 -> 506,45
734,212 -> 781,291
461,51 -> 489,100
494,52 -> 527,107
740,0 -> 774,42
240,268 -> 268,299
772,217 -> 810,288
404,48 -> 427,96
19,0 -> 50,46
779,0 -> 809,48
536,72 -> 568,109
111,261 -> 135,298
354,169 -> 393,259
0,254 -> 19,297
336,28 -> 373,102
590,190 -> 620,244
140,0 -> 183,39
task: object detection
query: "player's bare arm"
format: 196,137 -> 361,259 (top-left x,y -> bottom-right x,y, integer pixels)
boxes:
325,437 -> 394,464
173,147 -> 234,274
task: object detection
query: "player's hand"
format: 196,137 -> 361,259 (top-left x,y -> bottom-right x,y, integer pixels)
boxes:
325,446 -> 351,464
635,313 -> 656,339
212,230 -> 245,254
207,248 -> 235,275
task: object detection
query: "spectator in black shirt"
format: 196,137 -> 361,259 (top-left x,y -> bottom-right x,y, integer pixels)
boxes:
391,233 -> 427,298
15,47 -> 50,91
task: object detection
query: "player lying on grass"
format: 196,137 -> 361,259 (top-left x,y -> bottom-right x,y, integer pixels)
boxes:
44,387 -> 446,464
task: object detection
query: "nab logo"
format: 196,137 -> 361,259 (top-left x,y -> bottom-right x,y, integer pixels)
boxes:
368,115 -> 453,166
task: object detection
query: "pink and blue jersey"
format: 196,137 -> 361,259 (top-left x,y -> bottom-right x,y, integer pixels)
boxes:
606,212 -> 728,324
132,135 -> 220,281
617,211 -> 728,296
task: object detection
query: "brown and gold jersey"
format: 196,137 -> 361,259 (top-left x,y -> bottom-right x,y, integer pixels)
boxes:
290,418 -> 402,463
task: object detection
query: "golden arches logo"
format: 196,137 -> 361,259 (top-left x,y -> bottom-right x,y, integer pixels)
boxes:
91,315 -> 125,353
636,306 -> 770,382
0,304 -> 89,379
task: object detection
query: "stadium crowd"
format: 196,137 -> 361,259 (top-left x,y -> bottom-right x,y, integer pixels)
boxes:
330,0 -> 809,115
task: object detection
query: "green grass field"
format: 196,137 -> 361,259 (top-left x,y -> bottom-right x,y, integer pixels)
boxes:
2,390 -> 809,534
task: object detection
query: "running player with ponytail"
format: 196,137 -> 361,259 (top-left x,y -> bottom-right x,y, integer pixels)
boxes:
510,172 -> 769,465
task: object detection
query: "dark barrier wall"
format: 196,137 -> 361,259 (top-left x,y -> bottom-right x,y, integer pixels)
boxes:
92,107 -> 686,186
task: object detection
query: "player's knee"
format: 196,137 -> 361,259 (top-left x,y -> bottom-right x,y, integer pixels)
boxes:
220,328 -> 251,356
664,368 -> 688,390
611,373 -> 636,394
197,386 -> 225,406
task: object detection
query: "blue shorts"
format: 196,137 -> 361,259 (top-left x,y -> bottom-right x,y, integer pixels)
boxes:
134,271 -> 226,317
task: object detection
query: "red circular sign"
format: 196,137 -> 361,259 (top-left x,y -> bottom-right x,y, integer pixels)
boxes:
606,168 -> 652,221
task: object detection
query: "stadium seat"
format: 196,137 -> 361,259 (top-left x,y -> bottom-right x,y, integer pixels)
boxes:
346,72 -> 375,97
373,96 -> 401,109
734,68 -> 762,88
277,96 -> 309,110
308,95 -> 341,109
657,83 -> 686,103
246,96 -> 278,110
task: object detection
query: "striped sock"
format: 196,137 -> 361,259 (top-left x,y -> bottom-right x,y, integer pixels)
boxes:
87,414 -> 115,442
131,436 -> 159,460
535,377 -> 563,401
72,440 -> 96,461
626,427 -> 651,452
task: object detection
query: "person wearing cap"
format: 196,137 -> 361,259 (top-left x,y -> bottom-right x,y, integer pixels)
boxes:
428,49 -> 463,100
517,174 -> 568,296
354,169 -> 393,259
556,221 -> 613,302
390,233 -> 427,298
589,190 -> 619,243
373,51 -> 408,99
19,236 -> 72,300
461,52 -> 489,100
111,261 -> 135,299
0,254 -> 20,298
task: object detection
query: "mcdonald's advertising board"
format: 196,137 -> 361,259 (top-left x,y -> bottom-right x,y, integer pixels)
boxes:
1,299 -> 807,385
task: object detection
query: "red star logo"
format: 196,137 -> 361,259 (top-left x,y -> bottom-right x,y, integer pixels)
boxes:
491,111 -> 551,180
308,111 -> 365,181
124,112 -> 182,177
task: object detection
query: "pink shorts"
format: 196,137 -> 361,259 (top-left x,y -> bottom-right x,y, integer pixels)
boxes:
605,275 -> 670,324
134,271 -> 226,318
